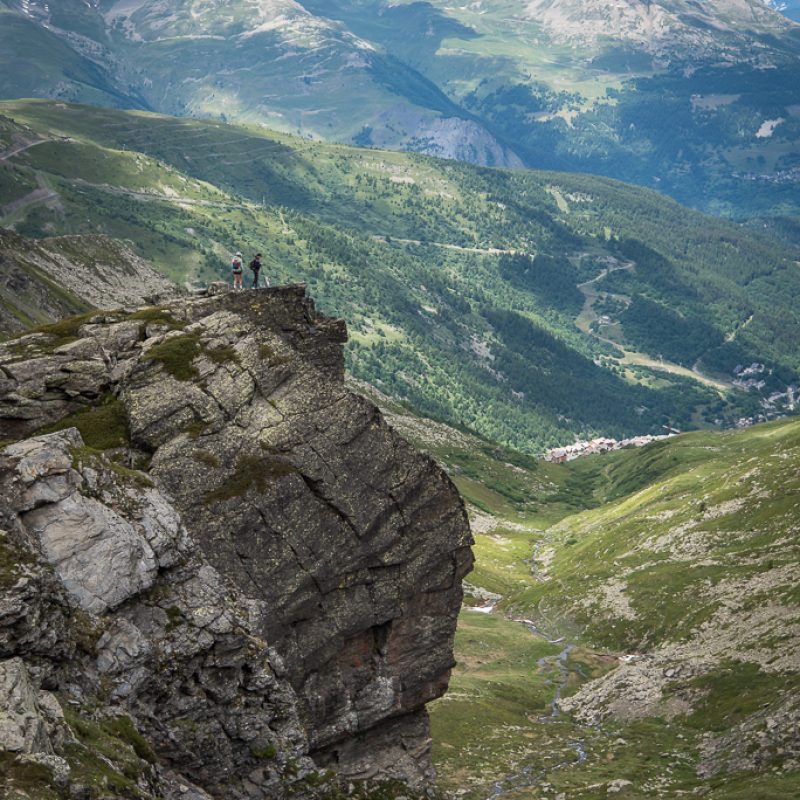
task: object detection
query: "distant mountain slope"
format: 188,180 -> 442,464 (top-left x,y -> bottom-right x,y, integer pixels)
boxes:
768,0 -> 800,21
0,1 -> 146,109
1,101 -> 798,451
0,0 -> 520,168
2,0 -> 799,215
523,0 -> 792,50
0,228 -> 178,334
336,0 -> 800,216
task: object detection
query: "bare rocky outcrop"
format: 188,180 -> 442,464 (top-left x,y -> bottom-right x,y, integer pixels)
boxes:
1,429 -> 313,800
0,286 -> 473,798
699,692 -> 800,777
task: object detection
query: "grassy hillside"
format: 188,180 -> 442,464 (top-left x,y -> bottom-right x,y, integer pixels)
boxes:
1,100 -> 798,451
409,412 -> 800,799
0,3 -> 144,110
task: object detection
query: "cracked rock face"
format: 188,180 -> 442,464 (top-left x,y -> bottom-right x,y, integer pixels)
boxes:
0,657 -> 62,755
0,429 -> 312,799
0,287 -> 474,796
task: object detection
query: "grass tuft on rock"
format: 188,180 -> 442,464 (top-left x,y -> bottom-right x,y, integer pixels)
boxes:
259,342 -> 291,365
144,332 -> 201,381
124,306 -> 186,331
101,716 -> 157,764
32,310 -> 99,346
0,530 -> 35,591
37,394 -> 130,450
250,743 -> 278,760
193,449 -> 220,468
0,751 -> 63,799
63,707 -> 153,797
183,420 -> 208,439
70,445 -> 154,488
205,344 -> 240,365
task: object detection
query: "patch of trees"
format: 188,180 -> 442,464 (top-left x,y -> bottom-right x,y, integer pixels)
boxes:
499,253 -> 583,314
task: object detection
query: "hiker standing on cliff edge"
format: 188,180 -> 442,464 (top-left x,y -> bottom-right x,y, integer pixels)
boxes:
249,253 -> 269,288
231,251 -> 244,290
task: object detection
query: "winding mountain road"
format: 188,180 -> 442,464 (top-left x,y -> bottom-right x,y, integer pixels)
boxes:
0,138 -> 53,162
576,261 -> 730,392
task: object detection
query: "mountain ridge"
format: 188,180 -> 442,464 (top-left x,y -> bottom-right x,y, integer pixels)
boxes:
1,0 -> 799,215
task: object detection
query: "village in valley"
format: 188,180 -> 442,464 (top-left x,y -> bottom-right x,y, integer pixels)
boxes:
544,363 -> 798,463
543,433 -> 674,463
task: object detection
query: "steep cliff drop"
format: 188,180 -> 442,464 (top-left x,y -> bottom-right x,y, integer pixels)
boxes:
0,286 -> 474,799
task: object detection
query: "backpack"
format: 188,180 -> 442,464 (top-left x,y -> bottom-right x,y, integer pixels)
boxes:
248,258 -> 260,272
232,257 -> 243,274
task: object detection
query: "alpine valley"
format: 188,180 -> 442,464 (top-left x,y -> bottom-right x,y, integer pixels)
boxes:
2,100 -> 800,453
1,3 -> 799,800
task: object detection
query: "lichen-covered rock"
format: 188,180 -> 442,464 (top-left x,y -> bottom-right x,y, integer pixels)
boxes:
0,287 -> 474,798
0,429 -> 313,799
0,657 -> 60,754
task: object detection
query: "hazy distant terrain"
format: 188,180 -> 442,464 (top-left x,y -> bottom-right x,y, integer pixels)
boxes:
0,0 -> 798,216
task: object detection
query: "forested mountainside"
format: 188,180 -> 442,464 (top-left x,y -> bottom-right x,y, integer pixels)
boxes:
366,388 -> 800,799
0,0 -> 798,217
1,101 -> 799,451
306,0 -> 800,217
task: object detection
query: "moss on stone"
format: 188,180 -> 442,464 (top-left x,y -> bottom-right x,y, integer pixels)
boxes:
193,449 -> 220,468
164,605 -> 184,632
259,342 -> 291,365
0,530 -> 35,591
0,751 -> 64,800
203,453 -> 297,505
71,610 -> 107,657
250,743 -> 277,760
38,394 -> 130,451
143,333 -> 202,381
291,775 -> 433,800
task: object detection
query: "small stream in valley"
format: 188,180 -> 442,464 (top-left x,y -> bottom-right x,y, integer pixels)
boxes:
485,617 -> 588,799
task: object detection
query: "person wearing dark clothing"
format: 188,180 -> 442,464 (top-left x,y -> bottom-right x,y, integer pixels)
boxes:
249,253 -> 265,288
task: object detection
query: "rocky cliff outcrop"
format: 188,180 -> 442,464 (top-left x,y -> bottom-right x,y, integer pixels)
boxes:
0,286 -> 473,799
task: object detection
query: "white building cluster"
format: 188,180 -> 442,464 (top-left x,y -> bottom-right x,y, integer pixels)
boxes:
543,434 -> 673,463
